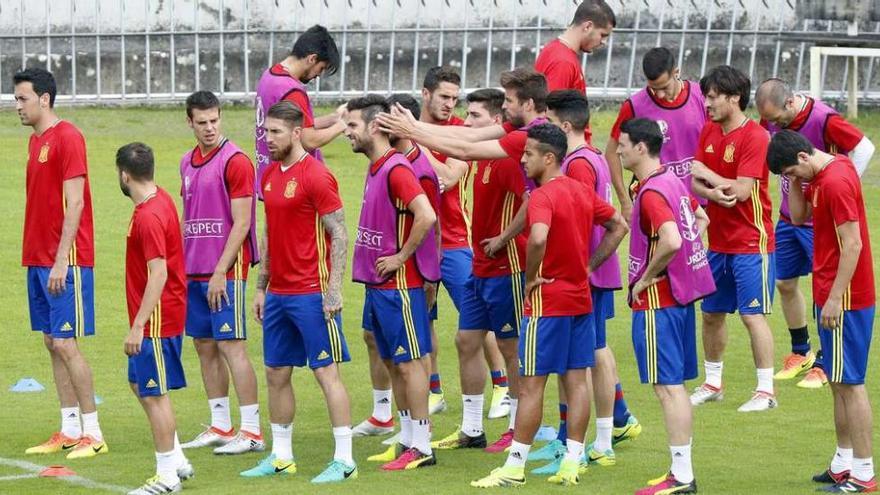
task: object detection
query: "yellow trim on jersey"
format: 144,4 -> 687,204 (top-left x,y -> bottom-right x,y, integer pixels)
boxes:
315,213 -> 330,293
501,193 -> 521,274
646,309 -> 658,384
461,164 -> 473,248
750,182 -> 769,255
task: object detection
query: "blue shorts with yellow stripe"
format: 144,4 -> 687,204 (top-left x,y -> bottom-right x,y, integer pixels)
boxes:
185,280 -> 248,340
518,313 -> 595,376
701,251 -> 775,315
263,292 -> 350,369
27,266 -> 95,339
128,335 -> 186,397
775,220 -> 813,280
363,287 -> 432,364
458,273 -> 525,339
817,305 -> 874,385
592,288 -> 616,349
632,304 -> 698,385
429,247 -> 475,321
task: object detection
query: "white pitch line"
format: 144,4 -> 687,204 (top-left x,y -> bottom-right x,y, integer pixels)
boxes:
0,457 -> 131,493
0,474 -> 38,481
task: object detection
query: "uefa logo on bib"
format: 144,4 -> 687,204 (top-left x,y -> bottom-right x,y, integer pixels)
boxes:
657,119 -> 671,144
679,196 -> 699,242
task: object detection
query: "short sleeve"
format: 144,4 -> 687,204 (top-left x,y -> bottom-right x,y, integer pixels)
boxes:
592,193 -> 616,226
60,128 -> 88,180
566,158 -> 597,190
283,90 -> 315,128
419,177 -> 441,214
639,190 -> 675,235
736,126 -> 770,179
498,130 -> 528,162
609,100 -> 635,140
824,115 -> 864,154
527,189 -> 553,228
388,166 -> 424,208
138,212 -> 168,261
694,125 -> 711,164
824,177 -> 860,227
225,153 -> 256,199
306,165 -> 344,215
497,159 -> 527,197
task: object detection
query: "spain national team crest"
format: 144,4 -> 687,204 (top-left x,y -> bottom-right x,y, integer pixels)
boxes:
38,143 -> 49,163
284,178 -> 298,198
723,144 -> 735,163
482,164 -> 492,184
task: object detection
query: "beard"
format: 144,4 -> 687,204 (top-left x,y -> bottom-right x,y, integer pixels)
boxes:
119,180 -> 131,198
269,143 -> 292,162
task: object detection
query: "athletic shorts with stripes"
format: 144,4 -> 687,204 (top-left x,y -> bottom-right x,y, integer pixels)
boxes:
816,305 -> 874,385
27,266 -> 95,339
518,313 -> 595,376
458,272 -> 525,339
128,335 -> 186,397
263,292 -> 350,369
701,251 -> 775,315
362,287 -> 432,364
185,279 -> 248,340
632,304 -> 698,385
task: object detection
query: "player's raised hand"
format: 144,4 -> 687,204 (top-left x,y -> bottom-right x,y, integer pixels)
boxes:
207,272 -> 230,312
47,260 -> 68,295
376,253 -> 404,278
323,288 -> 343,321
376,104 -> 416,138
253,290 -> 266,324
124,327 -> 143,356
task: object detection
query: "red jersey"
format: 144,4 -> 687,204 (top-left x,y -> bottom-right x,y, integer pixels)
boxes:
610,81 -> 696,140
261,154 -> 342,294
430,115 -> 472,249
22,120 -> 95,267
187,144 -> 255,281
271,63 -> 315,128
125,188 -> 187,338
524,176 -> 614,317
565,153 -> 598,190
694,120 -> 775,254
807,156 -> 875,309
471,158 -> 528,278
759,98 -> 863,153
534,39 -> 592,142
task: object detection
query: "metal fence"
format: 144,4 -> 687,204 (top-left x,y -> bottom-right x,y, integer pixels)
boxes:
1,0 -> 879,105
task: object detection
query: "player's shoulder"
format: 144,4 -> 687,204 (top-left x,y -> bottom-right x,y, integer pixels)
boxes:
54,120 -> 86,142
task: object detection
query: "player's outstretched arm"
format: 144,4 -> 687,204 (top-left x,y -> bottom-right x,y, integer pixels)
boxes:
377,104 -> 504,143
589,211 -> 629,272
302,120 -> 345,152
422,146 -> 469,188
321,208 -> 348,319
125,257 -> 168,356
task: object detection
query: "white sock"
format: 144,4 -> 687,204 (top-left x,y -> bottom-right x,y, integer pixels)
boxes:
332,426 -> 354,465
172,432 -> 187,466
704,361 -> 723,389
372,389 -> 393,422
155,450 -> 180,487
399,410 -> 413,448
852,457 -> 875,482
565,439 -> 584,462
209,397 -> 232,431
81,411 -> 102,441
61,407 -> 82,438
594,417 -> 613,452
831,447 -> 854,474
270,423 -> 293,461
412,418 -> 432,455
240,404 -> 261,435
670,443 -> 694,483
504,441 -> 530,469
507,398 -> 518,431
462,394 -> 484,437
755,368 -> 774,394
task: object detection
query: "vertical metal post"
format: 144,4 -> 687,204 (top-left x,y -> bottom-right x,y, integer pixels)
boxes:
195,0 -> 201,91
724,0 -> 739,66
676,0 -> 690,78
20,0 -> 26,69
244,0 -> 250,94
626,7 -> 642,96
747,1 -> 761,81
96,0 -> 101,99
819,20 -> 832,96
699,0 -> 715,78
363,0 -> 373,93
861,23 -> 880,99
268,0 -> 275,68
45,0 -> 50,72
809,46 -> 821,98
145,0 -> 151,99
71,0 -> 77,99
771,0 -> 786,78
388,0 -> 397,94
484,0 -> 495,88
220,0 -> 225,94
510,0 -> 519,69
170,0 -> 176,98
795,19 -> 808,90
847,56 -> 858,118
437,0 -> 446,66
120,0 -> 126,98
602,29 -> 613,96
655,0 -> 666,47
411,0 -> 422,92
533,0 -> 543,64
461,0 -> 470,87
340,0 -> 349,97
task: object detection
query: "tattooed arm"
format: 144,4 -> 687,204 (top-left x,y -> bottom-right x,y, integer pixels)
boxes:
321,208 -> 348,320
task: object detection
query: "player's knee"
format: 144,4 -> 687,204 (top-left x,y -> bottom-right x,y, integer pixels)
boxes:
313,363 -> 341,386
265,366 -> 291,388
775,278 -> 799,295
217,339 -> 247,361
51,338 -> 80,360
362,330 -> 376,348
740,314 -> 770,332
455,331 -> 481,356
193,338 -> 219,357
702,312 -> 726,328
43,333 -> 56,352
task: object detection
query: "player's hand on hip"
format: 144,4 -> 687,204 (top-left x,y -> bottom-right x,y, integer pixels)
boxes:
207,272 -> 229,312
525,276 -> 554,299
821,297 -> 843,330
323,289 -> 343,321
124,327 -> 144,356
47,261 -> 69,295
376,254 -> 404,278
480,236 -> 504,258
253,290 -> 266,324
631,275 -> 665,305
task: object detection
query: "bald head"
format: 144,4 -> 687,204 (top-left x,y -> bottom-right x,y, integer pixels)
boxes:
755,78 -> 793,109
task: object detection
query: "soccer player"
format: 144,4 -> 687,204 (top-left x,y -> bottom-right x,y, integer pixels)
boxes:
346,95 -> 438,471
254,24 -> 344,194
689,65 -> 778,412
767,130 -> 876,493
117,142 -> 193,495
14,68 -> 106,459
755,78 -> 875,388
619,118 -> 716,495
242,101 -> 355,483
471,124 -> 627,488
534,0 -> 616,144
178,91 -> 263,454
532,90 -> 639,474
606,47 -> 707,221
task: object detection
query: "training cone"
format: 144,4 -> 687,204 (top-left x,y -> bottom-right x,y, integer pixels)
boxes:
535,425 -> 558,442
39,466 -> 76,477
9,378 -> 45,393
94,395 -> 103,405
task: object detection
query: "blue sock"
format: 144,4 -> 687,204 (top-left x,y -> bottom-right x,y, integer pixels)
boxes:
556,403 -> 568,444
612,383 -> 632,428
430,374 -> 442,394
490,370 -> 509,388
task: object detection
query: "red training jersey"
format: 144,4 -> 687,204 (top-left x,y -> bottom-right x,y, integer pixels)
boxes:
610,81 -> 696,140
758,98 -> 863,154
187,144 -> 255,282
471,158 -> 528,278
524,176 -> 614,317
534,38 -> 592,143
694,120 -> 775,254
125,188 -> 187,338
430,115 -> 472,249
271,63 -> 315,128
807,156 -> 875,310
22,120 -> 95,267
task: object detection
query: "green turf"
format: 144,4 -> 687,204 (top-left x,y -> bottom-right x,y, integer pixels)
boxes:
0,105 -> 878,495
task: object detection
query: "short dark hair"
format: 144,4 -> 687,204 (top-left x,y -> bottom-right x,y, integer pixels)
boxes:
347,94 -> 390,126
767,130 -> 815,175
700,65 -> 751,111
466,88 -> 505,117
266,100 -> 304,128
642,47 -> 676,81
185,90 -> 220,119
571,0 -> 616,28
116,142 -> 155,181
527,123 -> 568,165
291,25 -> 339,77
619,118 -> 664,157
546,90 -> 590,131
13,67 -> 57,107
423,66 -> 461,92
500,68 -> 548,112
386,94 -> 421,120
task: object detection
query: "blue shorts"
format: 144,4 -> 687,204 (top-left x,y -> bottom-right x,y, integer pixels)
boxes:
592,288 -> 616,350
817,305 -> 874,385
362,287 -> 432,364
429,248 -> 476,321
185,280 -> 248,340
27,266 -> 95,339
458,273 -> 525,339
263,292 -> 350,369
775,221 -> 813,280
128,336 -> 186,397
632,304 -> 698,385
519,314 -> 595,376
701,251 -> 775,315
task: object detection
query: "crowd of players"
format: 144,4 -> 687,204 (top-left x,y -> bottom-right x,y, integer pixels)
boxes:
11,1 -> 876,493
